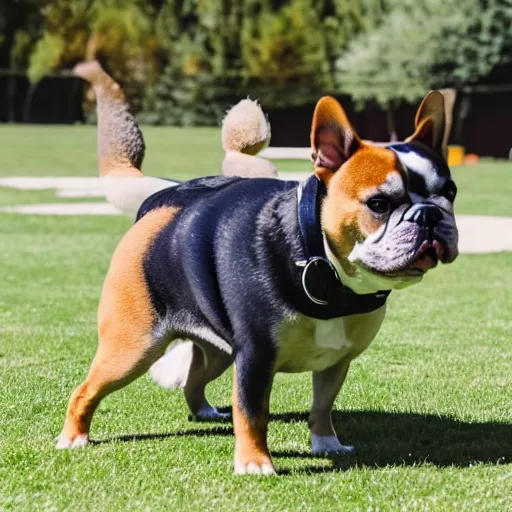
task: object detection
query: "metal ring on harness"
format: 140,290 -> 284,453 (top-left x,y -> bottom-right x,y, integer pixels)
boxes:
301,257 -> 340,306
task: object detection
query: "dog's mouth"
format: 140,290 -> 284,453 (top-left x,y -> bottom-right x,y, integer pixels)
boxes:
359,239 -> 446,279
409,239 -> 445,273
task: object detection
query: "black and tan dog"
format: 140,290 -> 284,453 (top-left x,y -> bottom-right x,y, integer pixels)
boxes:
57,63 -> 459,475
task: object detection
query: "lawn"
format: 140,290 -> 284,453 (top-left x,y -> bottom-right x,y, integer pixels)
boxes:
1,124 -> 511,216
0,125 -> 511,511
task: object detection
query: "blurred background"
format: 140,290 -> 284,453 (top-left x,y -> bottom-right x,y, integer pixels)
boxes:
1,0 -> 512,156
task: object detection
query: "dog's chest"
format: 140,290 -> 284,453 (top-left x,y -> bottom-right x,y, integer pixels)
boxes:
275,306 -> 386,373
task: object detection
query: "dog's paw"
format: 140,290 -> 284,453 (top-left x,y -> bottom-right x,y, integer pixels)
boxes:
55,433 -> 89,450
311,434 -> 354,455
189,403 -> 231,422
234,460 -> 276,475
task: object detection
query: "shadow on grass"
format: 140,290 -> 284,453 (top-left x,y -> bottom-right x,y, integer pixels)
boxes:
272,410 -> 511,473
90,426 -> 233,445
92,409 -> 511,473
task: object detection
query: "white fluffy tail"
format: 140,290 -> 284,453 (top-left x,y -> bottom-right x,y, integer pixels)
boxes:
221,99 -> 278,178
149,341 -> 194,390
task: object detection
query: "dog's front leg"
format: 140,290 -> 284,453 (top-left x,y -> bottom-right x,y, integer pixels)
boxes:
232,348 -> 275,475
308,357 -> 355,455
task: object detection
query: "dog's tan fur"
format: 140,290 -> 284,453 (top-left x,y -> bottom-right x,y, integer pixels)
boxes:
57,206 -> 177,447
311,95 -> 443,279
73,61 -> 145,177
232,370 -> 273,474
59,68 -> 453,473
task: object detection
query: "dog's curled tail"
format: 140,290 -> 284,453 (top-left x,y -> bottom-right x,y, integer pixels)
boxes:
74,60 -> 171,214
73,60 -> 145,177
221,99 -> 278,178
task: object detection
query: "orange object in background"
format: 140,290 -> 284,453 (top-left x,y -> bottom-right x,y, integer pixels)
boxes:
463,153 -> 480,165
447,145 -> 465,166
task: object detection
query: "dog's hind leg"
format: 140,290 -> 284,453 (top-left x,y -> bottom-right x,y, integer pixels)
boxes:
56,207 -> 177,448
56,327 -> 166,449
184,342 -> 233,421
150,341 -> 233,421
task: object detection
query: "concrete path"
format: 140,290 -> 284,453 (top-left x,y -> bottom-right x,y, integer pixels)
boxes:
260,147 -> 311,160
1,175 -> 512,254
4,202 -> 121,216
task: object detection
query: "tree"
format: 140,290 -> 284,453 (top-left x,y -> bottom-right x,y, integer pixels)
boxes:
336,0 -> 512,110
240,0 -> 331,107
0,0 -> 43,69
27,0 -> 91,82
320,0 -> 392,68
25,0 -> 157,111
86,0 -> 158,111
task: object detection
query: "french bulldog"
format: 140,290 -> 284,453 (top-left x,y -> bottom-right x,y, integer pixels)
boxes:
58,64 -> 458,475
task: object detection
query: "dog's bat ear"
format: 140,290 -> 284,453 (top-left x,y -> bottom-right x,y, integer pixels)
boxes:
311,96 -> 362,184
406,91 -> 446,159
439,88 -> 457,161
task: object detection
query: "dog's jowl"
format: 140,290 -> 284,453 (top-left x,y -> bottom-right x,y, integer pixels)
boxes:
57,89 -> 458,475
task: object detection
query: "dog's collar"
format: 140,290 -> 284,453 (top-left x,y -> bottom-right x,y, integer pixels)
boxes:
296,175 -> 390,319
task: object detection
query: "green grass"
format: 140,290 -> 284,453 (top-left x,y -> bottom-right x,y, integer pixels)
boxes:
1,125 -> 511,216
0,124 -> 224,181
1,212 -> 511,510
0,125 -> 511,510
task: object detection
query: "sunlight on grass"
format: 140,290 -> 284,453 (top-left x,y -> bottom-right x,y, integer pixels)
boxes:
0,211 -> 510,510
0,125 -> 511,510
1,125 -> 511,216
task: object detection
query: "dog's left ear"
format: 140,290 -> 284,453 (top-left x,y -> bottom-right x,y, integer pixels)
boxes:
406,91 -> 446,159
311,96 -> 362,184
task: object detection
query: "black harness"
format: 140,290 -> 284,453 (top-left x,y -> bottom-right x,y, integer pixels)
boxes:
296,175 -> 390,319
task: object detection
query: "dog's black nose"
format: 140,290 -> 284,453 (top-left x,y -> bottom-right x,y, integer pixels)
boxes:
404,204 -> 443,227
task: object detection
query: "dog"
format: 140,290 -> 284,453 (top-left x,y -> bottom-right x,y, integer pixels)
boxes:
58,63 -> 459,475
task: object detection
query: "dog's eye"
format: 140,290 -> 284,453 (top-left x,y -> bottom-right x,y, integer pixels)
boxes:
367,197 -> 391,215
441,181 -> 457,202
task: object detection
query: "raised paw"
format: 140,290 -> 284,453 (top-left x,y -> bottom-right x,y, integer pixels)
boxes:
234,458 -> 276,475
311,434 -> 354,455
55,433 -> 89,450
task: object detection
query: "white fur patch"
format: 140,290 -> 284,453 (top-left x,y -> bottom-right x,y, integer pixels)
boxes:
235,461 -> 276,475
152,314 -> 233,356
378,171 -> 405,197
314,317 -> 350,351
311,434 -> 354,455
395,151 -> 438,191
276,306 -> 385,373
325,238 -> 420,294
149,341 -> 194,390
55,433 -> 89,449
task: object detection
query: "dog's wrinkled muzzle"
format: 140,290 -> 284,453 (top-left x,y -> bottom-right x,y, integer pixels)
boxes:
404,203 -> 444,271
349,200 -> 458,278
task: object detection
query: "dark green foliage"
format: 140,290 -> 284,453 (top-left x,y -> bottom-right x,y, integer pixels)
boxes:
148,0 -> 360,124
142,71 -> 238,126
336,0 -> 512,109
2,0 -> 512,124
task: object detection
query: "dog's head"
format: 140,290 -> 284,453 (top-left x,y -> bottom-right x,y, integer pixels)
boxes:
311,92 -> 458,291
